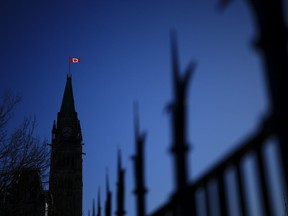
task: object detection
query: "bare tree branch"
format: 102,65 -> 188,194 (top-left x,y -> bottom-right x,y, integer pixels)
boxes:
0,92 -> 49,213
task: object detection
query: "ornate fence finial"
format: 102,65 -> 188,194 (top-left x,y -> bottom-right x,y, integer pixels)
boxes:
169,30 -> 197,192
132,102 -> 147,216
105,168 -> 112,216
116,148 -> 126,216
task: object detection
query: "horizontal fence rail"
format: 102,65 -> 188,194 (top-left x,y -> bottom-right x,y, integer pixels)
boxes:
151,118 -> 287,216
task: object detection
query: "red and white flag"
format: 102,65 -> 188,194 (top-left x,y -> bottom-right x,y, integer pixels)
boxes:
70,57 -> 81,63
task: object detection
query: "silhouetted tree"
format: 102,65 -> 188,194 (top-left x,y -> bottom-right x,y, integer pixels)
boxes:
0,92 -> 49,213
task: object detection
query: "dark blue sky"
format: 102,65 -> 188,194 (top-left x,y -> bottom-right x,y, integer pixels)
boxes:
2,1 -> 285,215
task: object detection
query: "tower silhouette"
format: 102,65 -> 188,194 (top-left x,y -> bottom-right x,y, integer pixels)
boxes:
49,75 -> 83,216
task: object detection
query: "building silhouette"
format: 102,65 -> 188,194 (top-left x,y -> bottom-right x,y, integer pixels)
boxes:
3,168 -> 47,216
48,74 -> 83,216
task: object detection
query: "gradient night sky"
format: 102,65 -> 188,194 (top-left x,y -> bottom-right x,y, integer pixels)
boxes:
2,1 -> 287,215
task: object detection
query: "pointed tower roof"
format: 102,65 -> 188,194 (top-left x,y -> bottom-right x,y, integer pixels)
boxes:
60,75 -> 76,117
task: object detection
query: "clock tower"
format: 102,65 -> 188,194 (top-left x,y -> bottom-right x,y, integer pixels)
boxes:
49,75 -> 83,216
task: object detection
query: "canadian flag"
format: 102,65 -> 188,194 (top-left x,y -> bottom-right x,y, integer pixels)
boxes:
70,57 -> 81,63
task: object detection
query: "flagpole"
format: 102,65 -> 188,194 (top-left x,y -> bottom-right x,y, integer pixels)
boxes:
68,57 -> 80,77
68,56 -> 71,77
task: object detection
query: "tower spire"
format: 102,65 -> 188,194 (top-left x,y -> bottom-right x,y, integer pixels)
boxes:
59,75 -> 76,118
49,76 -> 83,216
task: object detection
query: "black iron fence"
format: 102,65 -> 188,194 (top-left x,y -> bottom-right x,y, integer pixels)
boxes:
149,0 -> 288,215
151,116 -> 288,215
